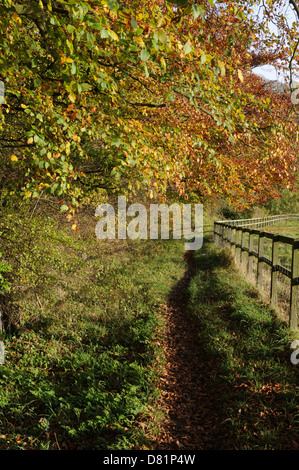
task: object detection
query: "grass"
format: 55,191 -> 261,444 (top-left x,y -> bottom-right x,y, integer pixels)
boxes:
188,238 -> 299,450
0,203 -> 186,450
1,202 -> 299,450
265,219 -> 299,239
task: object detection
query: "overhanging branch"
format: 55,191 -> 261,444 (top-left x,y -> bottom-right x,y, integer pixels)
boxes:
289,0 -> 299,19
288,1 -> 299,89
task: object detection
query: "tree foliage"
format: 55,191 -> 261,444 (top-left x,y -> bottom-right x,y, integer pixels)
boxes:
0,0 -> 298,210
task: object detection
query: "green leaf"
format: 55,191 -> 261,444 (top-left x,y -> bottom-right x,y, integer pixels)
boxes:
67,24 -> 75,33
183,5 -> 192,15
183,42 -> 192,54
192,4 -> 200,19
140,49 -> 150,62
80,83 -> 92,92
71,62 -> 76,75
192,4 -> 205,20
91,22 -> 102,31
131,17 -> 138,29
143,63 -> 149,77
157,30 -> 167,45
108,0 -> 119,9
100,29 -> 109,39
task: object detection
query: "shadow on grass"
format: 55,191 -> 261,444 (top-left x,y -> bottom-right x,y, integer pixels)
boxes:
187,239 -> 299,450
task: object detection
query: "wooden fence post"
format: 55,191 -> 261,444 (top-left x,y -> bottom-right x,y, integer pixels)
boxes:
241,231 -> 247,272
270,236 -> 279,308
214,223 -> 218,246
290,240 -> 299,330
228,226 -> 232,248
220,224 -> 224,247
257,233 -> 264,288
247,232 -> 254,278
235,228 -> 241,266
223,225 -> 227,248
231,227 -> 236,258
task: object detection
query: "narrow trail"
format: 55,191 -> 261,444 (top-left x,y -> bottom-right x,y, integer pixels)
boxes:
156,251 -> 227,450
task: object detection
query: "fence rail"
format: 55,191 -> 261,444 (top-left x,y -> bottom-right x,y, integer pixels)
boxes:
214,214 -> 299,329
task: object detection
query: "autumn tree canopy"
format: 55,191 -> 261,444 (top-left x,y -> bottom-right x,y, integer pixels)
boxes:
0,0 -> 298,211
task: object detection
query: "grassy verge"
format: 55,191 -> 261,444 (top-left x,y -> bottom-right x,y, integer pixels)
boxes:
188,238 -> 299,450
0,205 -> 186,450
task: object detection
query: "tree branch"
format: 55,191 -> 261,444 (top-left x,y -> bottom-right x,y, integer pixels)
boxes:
289,0 -> 299,19
288,1 -> 299,89
127,101 -> 166,108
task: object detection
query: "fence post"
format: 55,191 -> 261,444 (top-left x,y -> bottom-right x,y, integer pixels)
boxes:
257,233 -> 264,288
290,241 -> 299,330
231,226 -> 236,258
270,236 -> 279,308
241,231 -> 247,272
235,228 -> 241,266
216,223 -> 221,246
220,224 -> 224,247
214,223 -> 218,246
223,225 -> 228,248
226,225 -> 230,249
247,231 -> 254,278
229,226 -> 233,248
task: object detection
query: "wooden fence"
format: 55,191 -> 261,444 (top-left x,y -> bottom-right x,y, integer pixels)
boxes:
214,214 -> 299,329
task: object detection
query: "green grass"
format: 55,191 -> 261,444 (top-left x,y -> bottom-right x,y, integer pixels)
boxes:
265,219 -> 299,239
0,205 -> 186,450
188,238 -> 299,450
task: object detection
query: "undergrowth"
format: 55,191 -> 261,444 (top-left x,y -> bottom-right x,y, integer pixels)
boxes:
0,200 -> 186,450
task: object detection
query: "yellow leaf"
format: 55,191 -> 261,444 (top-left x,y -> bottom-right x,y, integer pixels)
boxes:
133,36 -> 144,46
238,69 -> 244,83
108,29 -> 119,41
12,12 -> 21,25
160,57 -> 166,70
10,155 -> 18,162
60,55 -> 73,65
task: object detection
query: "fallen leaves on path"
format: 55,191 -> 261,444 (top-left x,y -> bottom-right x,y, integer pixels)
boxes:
155,252 -> 226,450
